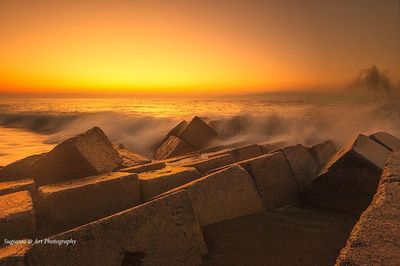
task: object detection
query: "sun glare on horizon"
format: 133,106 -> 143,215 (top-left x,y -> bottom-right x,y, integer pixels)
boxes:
0,1 -> 398,95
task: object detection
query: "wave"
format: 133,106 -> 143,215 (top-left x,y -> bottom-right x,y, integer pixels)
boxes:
1,99 -> 400,156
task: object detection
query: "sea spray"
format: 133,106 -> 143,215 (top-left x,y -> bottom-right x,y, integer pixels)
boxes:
0,97 -> 399,158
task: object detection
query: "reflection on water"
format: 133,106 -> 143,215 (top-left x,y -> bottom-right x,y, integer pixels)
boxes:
0,127 -> 53,165
0,97 -> 335,118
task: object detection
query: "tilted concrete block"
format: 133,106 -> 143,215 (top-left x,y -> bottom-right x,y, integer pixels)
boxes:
27,191 -> 207,266
240,151 -> 299,209
0,244 -> 30,266
177,116 -> 217,150
310,140 -> 337,167
113,144 -> 151,168
38,172 -> 141,231
0,154 -> 42,181
161,165 -> 264,226
370,131 -> 400,152
282,144 -> 319,188
139,166 -> 201,201
302,134 -> 392,214
183,154 -> 235,175
0,191 -> 36,241
154,136 -> 195,160
230,144 -> 263,162
0,179 -> 35,196
30,127 -> 122,186
119,161 -> 166,174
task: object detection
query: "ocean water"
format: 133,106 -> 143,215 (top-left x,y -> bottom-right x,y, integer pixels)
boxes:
0,95 -> 399,165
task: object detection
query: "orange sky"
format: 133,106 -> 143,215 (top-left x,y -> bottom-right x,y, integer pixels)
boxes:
0,0 -> 399,95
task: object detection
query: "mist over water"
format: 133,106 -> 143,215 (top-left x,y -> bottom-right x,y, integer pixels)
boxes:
1,90 -> 400,165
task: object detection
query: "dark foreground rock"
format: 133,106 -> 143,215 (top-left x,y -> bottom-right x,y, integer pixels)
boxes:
0,191 -> 36,241
203,206 -> 357,266
38,172 -> 141,232
27,191 -> 207,265
302,134 -> 392,214
30,127 -> 122,186
160,165 -> 264,226
336,152 -> 400,265
240,151 -> 299,209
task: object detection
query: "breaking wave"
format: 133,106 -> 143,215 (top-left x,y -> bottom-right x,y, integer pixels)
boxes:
1,97 -> 400,155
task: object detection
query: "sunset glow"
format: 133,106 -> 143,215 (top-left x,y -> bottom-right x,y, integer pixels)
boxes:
0,1 -> 399,95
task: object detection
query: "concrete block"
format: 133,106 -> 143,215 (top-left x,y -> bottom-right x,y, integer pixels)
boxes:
119,161 -> 166,174
282,144 -> 319,188
161,165 -> 264,226
0,179 -> 35,196
139,166 -> 201,201
30,127 -> 122,186
0,191 -> 35,241
230,144 -> 263,162
184,154 -> 235,175
240,151 -> 299,209
38,172 -> 141,231
302,134 -> 392,214
370,131 -> 400,152
27,191 -> 207,266
154,136 -> 195,160
177,116 -> 217,150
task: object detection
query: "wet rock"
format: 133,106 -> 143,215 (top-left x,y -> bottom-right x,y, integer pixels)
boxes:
302,134 -> 392,214
154,136 -> 195,160
120,161 -> 166,174
38,172 -> 141,232
230,144 -> 263,162
113,144 -> 151,168
240,151 -> 299,209
160,165 -> 264,226
0,191 -> 36,241
0,179 -> 35,196
310,140 -> 337,167
282,144 -> 319,188
177,116 -> 217,150
27,191 -> 207,266
139,166 -> 201,201
183,154 -> 235,175
370,131 -> 400,152
30,127 -> 122,186
0,154 -> 43,181
336,152 -> 400,265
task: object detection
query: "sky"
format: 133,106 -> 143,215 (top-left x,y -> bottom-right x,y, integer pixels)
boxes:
0,0 -> 399,95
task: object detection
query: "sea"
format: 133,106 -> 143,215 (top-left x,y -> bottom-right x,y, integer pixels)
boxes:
1,94 -> 399,166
